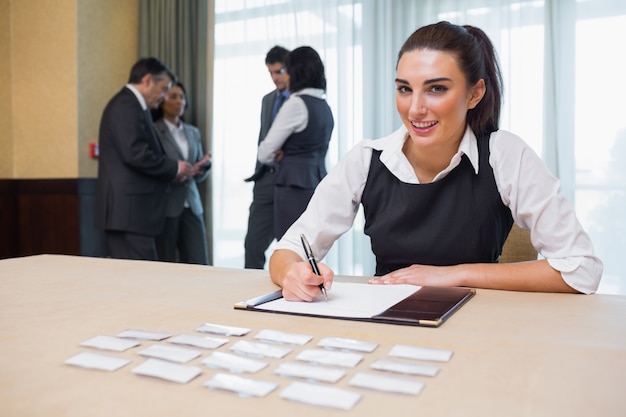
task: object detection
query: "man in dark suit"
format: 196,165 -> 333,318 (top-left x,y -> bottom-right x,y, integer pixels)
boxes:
243,45 -> 290,269
95,57 -> 195,260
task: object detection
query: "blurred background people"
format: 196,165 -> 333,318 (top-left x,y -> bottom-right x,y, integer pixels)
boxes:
96,57 -> 195,260
152,81 -> 211,265
257,46 -> 334,240
244,45 -> 291,269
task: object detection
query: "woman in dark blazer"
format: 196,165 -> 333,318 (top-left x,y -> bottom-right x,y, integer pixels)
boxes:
153,81 -> 211,264
257,46 -> 334,239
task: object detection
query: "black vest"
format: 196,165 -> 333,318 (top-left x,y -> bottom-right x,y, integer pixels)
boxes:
274,95 -> 334,189
361,135 -> 513,275
281,95 -> 333,157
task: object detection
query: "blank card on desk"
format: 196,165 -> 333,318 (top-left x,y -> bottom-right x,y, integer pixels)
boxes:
234,282 -> 475,327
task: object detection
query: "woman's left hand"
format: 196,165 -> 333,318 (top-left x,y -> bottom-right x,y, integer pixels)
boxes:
273,149 -> 284,163
192,153 -> 212,175
369,264 -> 459,287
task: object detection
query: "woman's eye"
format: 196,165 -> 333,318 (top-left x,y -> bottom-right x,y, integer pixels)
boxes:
396,86 -> 411,94
430,85 -> 448,93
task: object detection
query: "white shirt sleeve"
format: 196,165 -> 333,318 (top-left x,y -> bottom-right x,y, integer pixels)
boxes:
489,130 -> 603,293
274,140 -> 374,260
257,95 -> 308,164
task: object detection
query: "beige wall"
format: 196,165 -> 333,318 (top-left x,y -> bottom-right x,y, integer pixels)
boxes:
78,0 -> 139,178
0,0 -> 139,179
0,0 -> 14,177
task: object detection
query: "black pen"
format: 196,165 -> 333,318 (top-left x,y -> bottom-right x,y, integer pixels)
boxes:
300,234 -> 328,301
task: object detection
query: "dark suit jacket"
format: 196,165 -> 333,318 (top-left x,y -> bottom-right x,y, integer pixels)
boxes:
95,87 -> 178,236
154,118 -> 209,217
245,89 -> 281,182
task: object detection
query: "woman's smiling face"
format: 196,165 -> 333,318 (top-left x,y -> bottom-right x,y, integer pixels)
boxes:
395,48 -> 485,152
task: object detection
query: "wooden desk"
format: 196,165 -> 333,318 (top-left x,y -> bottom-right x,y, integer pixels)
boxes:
1,255 -> 624,416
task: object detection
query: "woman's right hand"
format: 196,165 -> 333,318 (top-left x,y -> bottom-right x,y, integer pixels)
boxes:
280,260 -> 334,301
270,249 -> 334,302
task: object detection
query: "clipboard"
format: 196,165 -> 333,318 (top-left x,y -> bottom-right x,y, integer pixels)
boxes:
234,285 -> 475,328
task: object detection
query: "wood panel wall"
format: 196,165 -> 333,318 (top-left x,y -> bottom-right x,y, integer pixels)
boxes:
0,180 -> 19,258
0,179 -> 105,259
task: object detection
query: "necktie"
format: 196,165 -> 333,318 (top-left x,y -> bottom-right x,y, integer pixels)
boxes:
144,109 -> 164,154
271,92 -> 286,123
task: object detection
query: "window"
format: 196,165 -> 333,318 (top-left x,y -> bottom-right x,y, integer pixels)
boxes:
573,5 -> 626,294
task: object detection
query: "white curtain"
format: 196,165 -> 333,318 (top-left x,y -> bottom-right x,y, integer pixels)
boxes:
211,0 -> 626,294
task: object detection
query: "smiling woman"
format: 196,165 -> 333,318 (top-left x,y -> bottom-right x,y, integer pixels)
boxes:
395,48 -> 486,183
267,21 -> 603,301
211,0 -> 625,294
